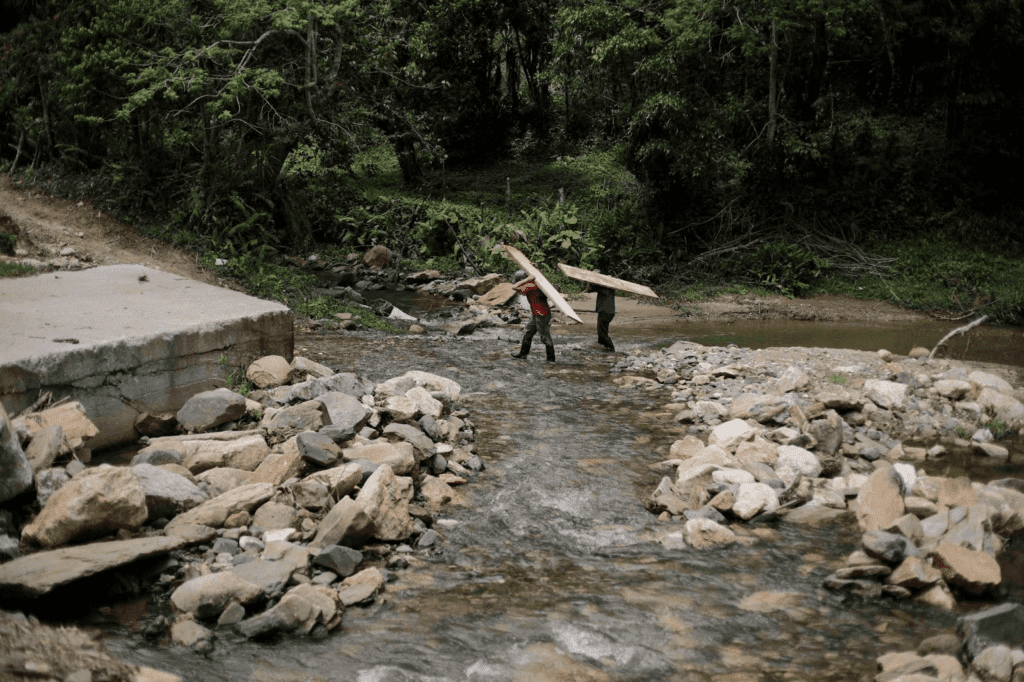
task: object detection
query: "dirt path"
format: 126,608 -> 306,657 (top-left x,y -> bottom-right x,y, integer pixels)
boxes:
1,174 -> 929,323
0,175 -> 242,290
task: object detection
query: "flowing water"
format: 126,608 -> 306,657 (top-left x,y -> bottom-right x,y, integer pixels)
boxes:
93,313 -> 1024,682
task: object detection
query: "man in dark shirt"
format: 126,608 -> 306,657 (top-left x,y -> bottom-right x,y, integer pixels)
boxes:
510,269 -> 556,362
587,272 -> 616,352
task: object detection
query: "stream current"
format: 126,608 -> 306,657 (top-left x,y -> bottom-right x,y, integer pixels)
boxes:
97,318 -> 1024,682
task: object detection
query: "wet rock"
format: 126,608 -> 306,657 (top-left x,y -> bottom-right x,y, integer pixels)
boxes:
732,482 -> 780,520
823,576 -> 884,597
171,619 -> 214,653
22,465 -> 148,547
0,535 -> 187,598
887,556 -> 943,589
420,475 -> 459,512
246,355 -> 292,389
170,572 -> 263,619
312,545 -> 363,577
683,518 -> 736,549
0,402 -> 33,504
972,645 -> 1013,682
175,388 -> 247,433
914,582 -> 958,611
862,530 -> 917,564
958,604 -> 1024,660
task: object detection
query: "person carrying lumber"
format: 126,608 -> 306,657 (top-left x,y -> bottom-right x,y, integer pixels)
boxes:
510,269 -> 556,362
586,272 -> 615,352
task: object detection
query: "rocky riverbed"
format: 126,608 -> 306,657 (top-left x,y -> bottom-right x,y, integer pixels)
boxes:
2,256 -> 1024,681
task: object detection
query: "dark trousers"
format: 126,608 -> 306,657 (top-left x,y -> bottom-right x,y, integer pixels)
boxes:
597,311 -> 615,349
523,313 -> 554,347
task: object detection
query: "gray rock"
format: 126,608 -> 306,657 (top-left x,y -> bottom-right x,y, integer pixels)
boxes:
265,401 -> 332,444
0,534 -> 21,562
130,448 -> 184,467
212,537 -> 240,555
176,388 -> 247,433
315,392 -> 370,433
355,465 -> 414,541
959,604 -> 1024,661
297,431 -> 343,467
263,373 -> 374,407
312,545 -> 363,577
171,571 -> 264,619
131,463 -> 207,521
862,530 -> 918,564
34,467 -> 70,507
171,619 -> 215,653
310,496 -> 375,549
382,423 -> 435,460
0,402 -> 33,504
973,645 -> 1013,682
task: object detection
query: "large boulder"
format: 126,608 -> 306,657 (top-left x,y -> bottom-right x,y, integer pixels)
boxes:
22,465 -> 148,547
0,402 -> 33,504
932,542 -> 1001,596
176,388 -> 247,433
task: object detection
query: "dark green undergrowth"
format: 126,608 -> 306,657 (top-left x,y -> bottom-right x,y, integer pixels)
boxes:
10,152 -> 1024,327
0,261 -> 39,277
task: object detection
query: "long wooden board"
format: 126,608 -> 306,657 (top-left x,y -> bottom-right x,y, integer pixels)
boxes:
557,263 -> 659,299
503,245 -> 583,324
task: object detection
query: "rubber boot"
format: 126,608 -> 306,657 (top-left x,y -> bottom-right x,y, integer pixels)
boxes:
545,345 -> 556,363
511,338 -> 531,359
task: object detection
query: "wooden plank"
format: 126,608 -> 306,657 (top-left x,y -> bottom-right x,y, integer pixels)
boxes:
557,263 -> 659,299
503,245 -> 583,324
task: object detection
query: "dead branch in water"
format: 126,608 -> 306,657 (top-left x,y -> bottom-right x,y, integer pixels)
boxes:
928,315 -> 988,361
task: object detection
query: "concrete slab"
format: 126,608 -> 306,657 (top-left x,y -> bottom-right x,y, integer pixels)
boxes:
1,264 -> 293,449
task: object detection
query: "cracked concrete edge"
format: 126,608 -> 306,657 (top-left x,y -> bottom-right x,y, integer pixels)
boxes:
1,311 -> 294,450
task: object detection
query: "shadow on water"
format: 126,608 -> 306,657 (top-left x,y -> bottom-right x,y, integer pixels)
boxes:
90,323 -> 1024,682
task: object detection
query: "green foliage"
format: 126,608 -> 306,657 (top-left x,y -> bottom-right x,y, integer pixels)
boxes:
0,233 -> 16,256
292,296 -> 342,320
218,353 -> 254,397
727,242 -> 830,297
988,419 -> 1008,440
0,261 -> 38,277
829,373 -> 846,385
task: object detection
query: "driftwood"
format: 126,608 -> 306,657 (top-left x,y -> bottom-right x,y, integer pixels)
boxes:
928,315 -> 988,361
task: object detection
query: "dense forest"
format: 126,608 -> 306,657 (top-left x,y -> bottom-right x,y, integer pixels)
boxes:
2,0 -> 1023,319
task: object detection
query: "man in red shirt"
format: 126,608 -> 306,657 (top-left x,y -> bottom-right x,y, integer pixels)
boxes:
510,269 -> 556,362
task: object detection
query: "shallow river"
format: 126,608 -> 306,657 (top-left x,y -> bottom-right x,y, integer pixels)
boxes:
97,317 -> 1024,682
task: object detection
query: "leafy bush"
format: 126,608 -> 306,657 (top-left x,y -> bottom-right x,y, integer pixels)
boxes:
728,242 -> 830,297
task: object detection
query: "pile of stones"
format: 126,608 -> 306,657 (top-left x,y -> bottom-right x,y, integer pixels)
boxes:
631,340 -> 1024,610
0,353 -> 479,657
